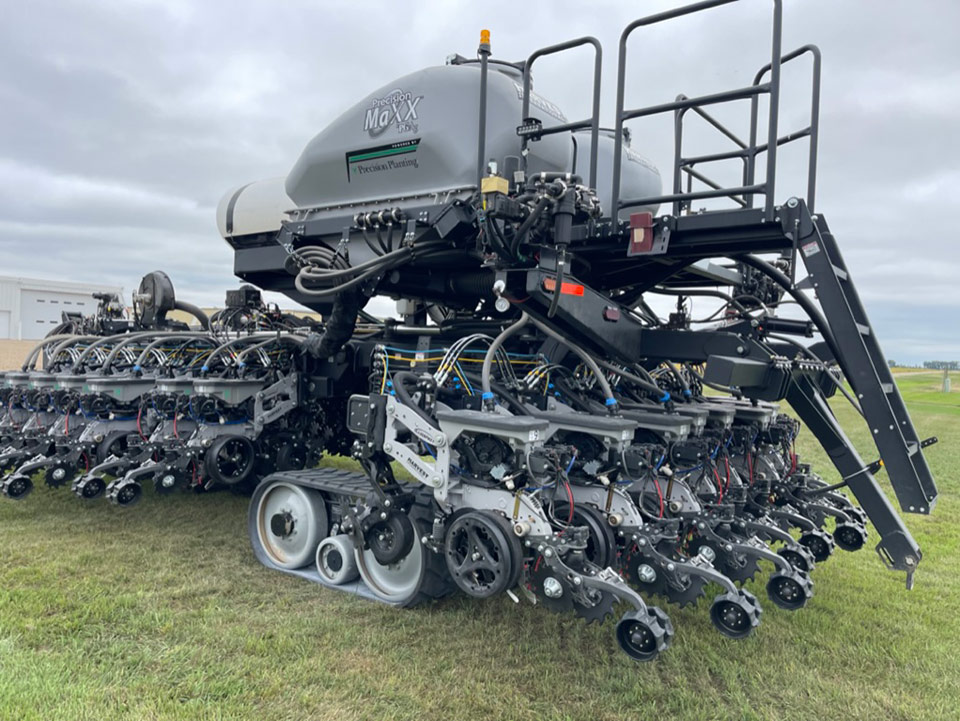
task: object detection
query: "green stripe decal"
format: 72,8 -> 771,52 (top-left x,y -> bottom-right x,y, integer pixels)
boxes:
348,145 -> 418,163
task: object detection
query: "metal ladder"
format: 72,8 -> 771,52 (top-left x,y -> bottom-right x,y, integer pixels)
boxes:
795,208 -> 938,517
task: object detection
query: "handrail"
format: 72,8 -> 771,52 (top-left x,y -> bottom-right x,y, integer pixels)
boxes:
521,36 -> 602,189
611,0 -> 784,221
748,44 -> 821,212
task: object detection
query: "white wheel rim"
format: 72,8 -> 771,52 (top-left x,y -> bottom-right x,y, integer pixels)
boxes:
256,482 -> 326,569
356,526 -> 424,603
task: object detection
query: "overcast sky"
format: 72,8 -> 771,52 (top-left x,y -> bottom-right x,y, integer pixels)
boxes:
1,0 -> 957,363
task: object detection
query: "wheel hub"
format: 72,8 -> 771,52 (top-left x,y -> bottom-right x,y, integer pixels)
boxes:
270,511 -> 296,538
543,576 -> 563,598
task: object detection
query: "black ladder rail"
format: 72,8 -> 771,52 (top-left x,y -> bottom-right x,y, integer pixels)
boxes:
786,375 -> 922,587
791,204 -> 938,514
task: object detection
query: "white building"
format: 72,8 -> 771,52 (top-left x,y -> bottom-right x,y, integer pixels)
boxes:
0,276 -> 124,340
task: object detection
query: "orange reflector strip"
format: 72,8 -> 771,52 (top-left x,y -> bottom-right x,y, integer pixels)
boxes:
543,278 -> 584,296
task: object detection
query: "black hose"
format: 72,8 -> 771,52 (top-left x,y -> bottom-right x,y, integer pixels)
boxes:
664,360 -> 691,399
302,288 -> 366,360
733,254 -> 843,372
511,196 -> 552,255
463,372 -> 530,416
173,300 -> 211,330
393,371 -> 441,430
591,356 -> 667,400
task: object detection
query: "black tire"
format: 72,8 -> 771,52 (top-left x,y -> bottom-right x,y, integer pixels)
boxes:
96,431 -> 129,464
205,435 -> 256,487
553,502 -> 618,570
400,489 -> 455,606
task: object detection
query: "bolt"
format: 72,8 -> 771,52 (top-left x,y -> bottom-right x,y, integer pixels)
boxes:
572,576 -> 582,586
666,563 -> 676,572
380,511 -> 388,520
544,548 -> 554,558
637,564 -> 657,583
543,577 -> 563,598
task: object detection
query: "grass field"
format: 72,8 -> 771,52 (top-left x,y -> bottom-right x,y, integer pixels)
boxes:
1,371 -> 958,720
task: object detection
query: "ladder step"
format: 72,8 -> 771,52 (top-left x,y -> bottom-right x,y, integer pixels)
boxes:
832,264 -> 848,281
856,323 -> 871,336
906,442 -> 919,457
881,383 -> 894,393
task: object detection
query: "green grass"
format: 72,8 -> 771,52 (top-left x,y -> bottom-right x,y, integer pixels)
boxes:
1,374 -> 959,720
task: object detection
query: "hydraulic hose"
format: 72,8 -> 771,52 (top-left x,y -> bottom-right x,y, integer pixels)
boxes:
21,334 -> 82,371
71,331 -> 158,373
510,196 -> 552,255
201,334 -> 278,370
130,333 -> 216,371
590,356 -> 669,402
480,314 -> 531,408
235,334 -> 305,366
100,332 -> 169,374
664,360 -> 692,400
526,315 -> 617,411
733,254 -> 843,373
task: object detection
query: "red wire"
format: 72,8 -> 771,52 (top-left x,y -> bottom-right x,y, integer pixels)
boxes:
652,476 -> 665,518
724,456 -> 731,493
564,478 -> 574,524
136,406 -> 146,441
747,451 -> 754,486
712,467 -> 725,502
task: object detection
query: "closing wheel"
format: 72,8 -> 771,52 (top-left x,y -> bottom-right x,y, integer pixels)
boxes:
107,478 -> 143,507
205,435 -> 256,486
255,480 -> 328,569
73,474 -> 106,501
709,590 -> 762,639
316,534 -> 360,585
778,545 -> 815,574
615,608 -> 670,662
833,522 -> 868,552
799,529 -> 836,563
766,569 -> 813,611
1,474 -> 33,500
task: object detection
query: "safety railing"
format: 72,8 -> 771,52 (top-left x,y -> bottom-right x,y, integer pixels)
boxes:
612,0 -> 800,222
518,37 -> 603,190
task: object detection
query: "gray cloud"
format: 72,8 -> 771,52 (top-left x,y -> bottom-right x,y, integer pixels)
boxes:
0,0 -> 957,362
